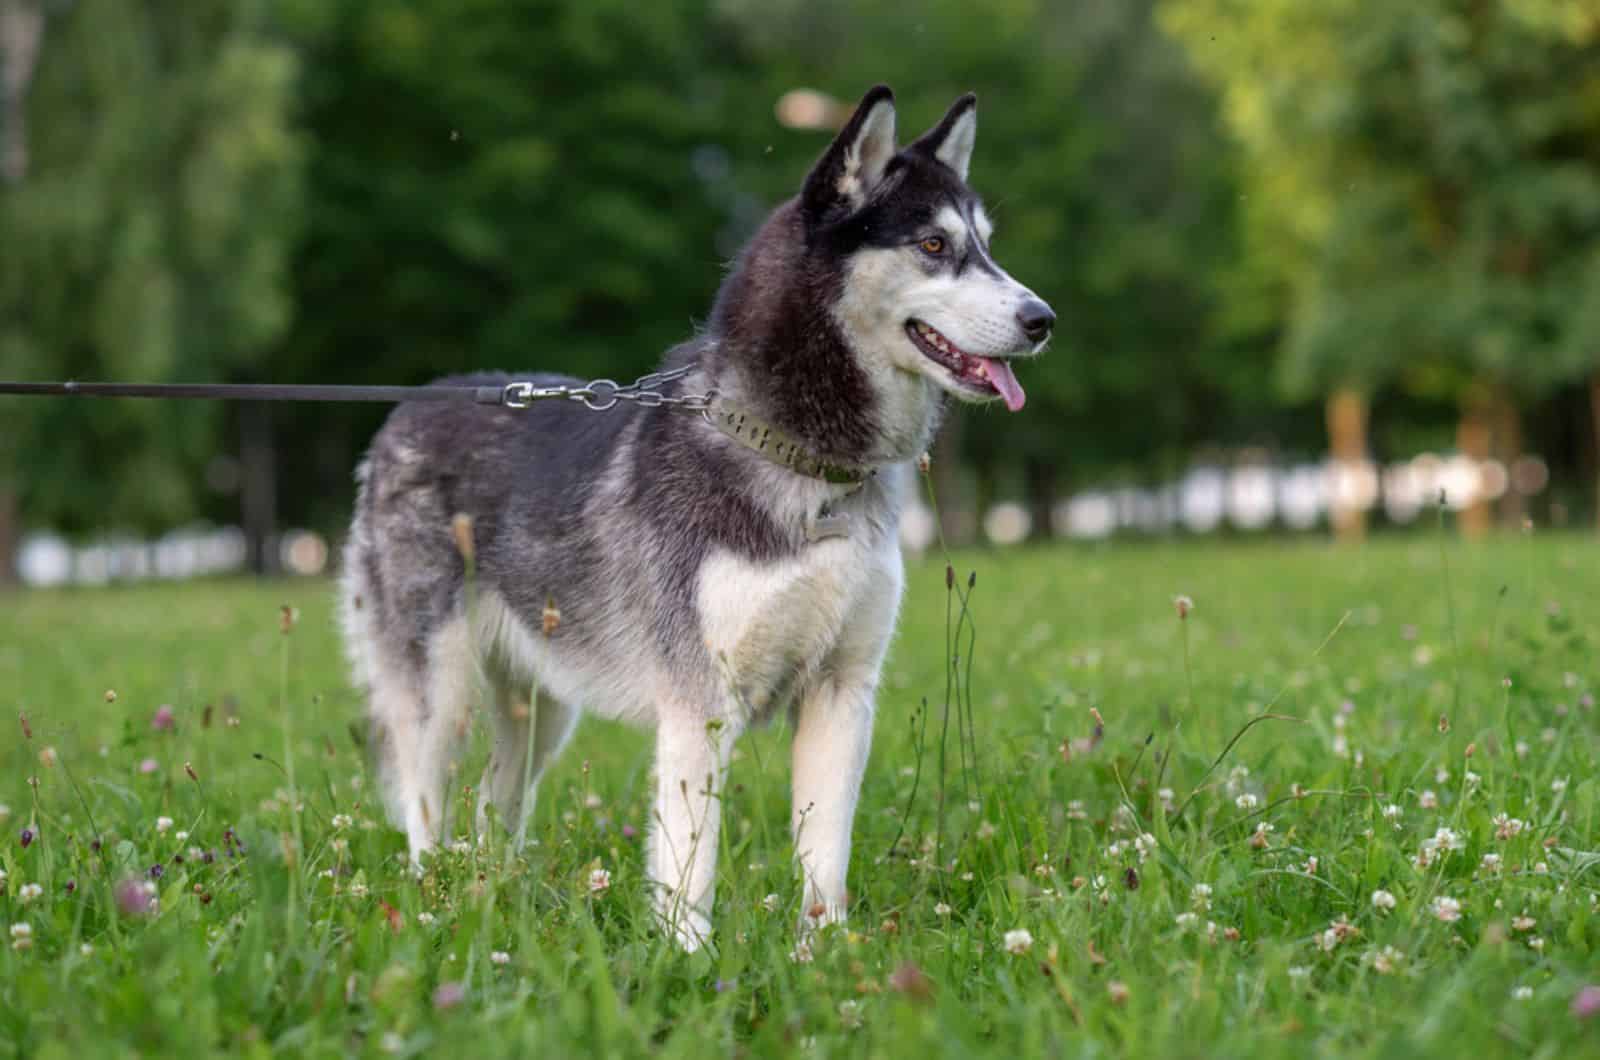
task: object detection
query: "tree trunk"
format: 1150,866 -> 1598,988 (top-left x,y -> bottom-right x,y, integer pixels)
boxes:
240,403 -> 279,575
1325,387 -> 1368,543
1592,374 -> 1600,533
1492,384 -> 1524,530
1024,456 -> 1057,542
931,409 -> 970,546
0,484 -> 17,585
0,0 -> 46,184
1456,383 -> 1493,540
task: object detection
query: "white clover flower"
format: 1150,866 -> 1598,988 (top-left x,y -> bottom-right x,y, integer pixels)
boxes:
975,820 -> 997,841
1235,793 -> 1258,811
156,816 -> 174,834
1381,803 -> 1402,822
933,902 -> 952,917
1464,771 -> 1481,790
1287,965 -> 1311,983
1175,912 -> 1200,930
1514,741 -> 1530,759
1493,814 -> 1526,840
1480,853 -> 1502,873
17,883 -> 42,903
761,894 -> 781,912
1419,790 -> 1439,809
1369,945 -> 1403,975
1431,896 -> 1462,923
1191,883 -> 1213,910
331,814 -> 353,830
1527,936 -> 1545,952
174,831 -> 189,843
1511,986 -> 1533,1001
10,923 -> 30,940
588,868 -> 612,894
1435,768 -> 1450,785
79,943 -> 94,957
490,950 -> 511,965
1426,826 -> 1465,854
347,882 -> 369,898
1003,928 -> 1034,955
1371,889 -> 1397,912
789,940 -> 814,964
449,839 -> 473,856
1533,862 -> 1549,876
416,912 -> 436,926
838,999 -> 863,1030
1134,833 -> 1158,862
1512,915 -> 1535,932
1552,777 -> 1569,794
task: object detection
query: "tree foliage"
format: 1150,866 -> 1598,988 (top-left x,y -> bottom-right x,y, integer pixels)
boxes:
0,0 -> 301,532
1163,0 -> 1600,402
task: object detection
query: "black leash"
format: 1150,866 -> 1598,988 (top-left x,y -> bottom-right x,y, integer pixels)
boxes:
0,380 -> 506,404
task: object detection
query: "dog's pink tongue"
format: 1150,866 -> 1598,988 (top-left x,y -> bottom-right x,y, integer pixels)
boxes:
980,358 -> 1026,412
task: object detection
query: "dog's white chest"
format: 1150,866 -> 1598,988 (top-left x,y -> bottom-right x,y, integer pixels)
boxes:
696,538 -> 878,714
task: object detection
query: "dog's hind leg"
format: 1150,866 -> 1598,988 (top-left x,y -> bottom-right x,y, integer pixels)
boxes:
398,614 -> 479,865
475,681 -> 577,847
649,710 -> 740,952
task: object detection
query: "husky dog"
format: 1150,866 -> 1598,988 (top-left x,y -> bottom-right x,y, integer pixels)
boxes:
341,85 -> 1052,949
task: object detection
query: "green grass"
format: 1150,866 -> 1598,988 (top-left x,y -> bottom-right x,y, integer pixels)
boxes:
2,533 -> 1597,1057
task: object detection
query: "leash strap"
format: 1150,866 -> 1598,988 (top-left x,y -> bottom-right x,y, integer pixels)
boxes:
0,380 -> 508,404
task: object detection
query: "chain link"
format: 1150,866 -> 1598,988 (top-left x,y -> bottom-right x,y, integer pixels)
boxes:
499,365 -> 715,413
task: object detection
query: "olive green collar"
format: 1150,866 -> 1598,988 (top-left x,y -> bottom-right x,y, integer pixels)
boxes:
706,397 -> 874,487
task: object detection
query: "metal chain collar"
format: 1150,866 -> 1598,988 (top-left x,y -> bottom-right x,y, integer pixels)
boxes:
500,365 -> 715,412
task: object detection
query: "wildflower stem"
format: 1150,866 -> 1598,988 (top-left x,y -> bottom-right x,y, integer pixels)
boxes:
280,618 -> 301,928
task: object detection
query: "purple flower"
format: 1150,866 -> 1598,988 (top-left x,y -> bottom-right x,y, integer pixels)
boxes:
714,978 -> 736,993
139,758 -> 159,775
432,981 -> 467,1010
19,827 -> 33,848
621,824 -> 637,840
148,864 -> 163,879
1574,985 -> 1600,1020
115,878 -> 155,917
64,879 -> 76,893
151,705 -> 176,731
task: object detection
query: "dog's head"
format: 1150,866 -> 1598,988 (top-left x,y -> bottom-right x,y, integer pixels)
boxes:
801,85 -> 1052,412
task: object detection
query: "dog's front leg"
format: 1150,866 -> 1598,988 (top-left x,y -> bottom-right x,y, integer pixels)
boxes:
649,712 -> 739,952
791,669 -> 876,931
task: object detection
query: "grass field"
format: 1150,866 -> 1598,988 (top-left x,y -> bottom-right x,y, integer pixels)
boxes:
1,532 -> 1597,1057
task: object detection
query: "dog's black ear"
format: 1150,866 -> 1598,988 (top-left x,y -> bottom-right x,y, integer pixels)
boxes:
909,93 -> 977,182
800,85 -> 897,225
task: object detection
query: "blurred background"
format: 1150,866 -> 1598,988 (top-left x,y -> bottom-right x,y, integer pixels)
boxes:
1,0 -> 1598,584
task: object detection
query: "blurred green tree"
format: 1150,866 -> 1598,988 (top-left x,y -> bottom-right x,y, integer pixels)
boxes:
0,0 -> 301,564
1164,0 -> 1600,533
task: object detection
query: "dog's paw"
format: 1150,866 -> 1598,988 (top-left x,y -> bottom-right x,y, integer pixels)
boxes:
798,900 -> 847,937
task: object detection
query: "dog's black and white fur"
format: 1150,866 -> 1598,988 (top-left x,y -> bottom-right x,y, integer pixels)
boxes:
341,86 -> 1053,949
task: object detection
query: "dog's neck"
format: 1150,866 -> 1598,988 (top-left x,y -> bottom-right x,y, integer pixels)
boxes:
702,204 -> 944,472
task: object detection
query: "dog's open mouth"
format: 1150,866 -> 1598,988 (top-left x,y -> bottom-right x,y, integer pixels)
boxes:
905,320 -> 1026,412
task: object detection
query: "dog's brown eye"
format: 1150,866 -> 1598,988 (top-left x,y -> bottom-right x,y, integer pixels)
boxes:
919,236 -> 945,255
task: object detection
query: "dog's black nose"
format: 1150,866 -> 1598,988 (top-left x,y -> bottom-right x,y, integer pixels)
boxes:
1017,299 -> 1055,343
